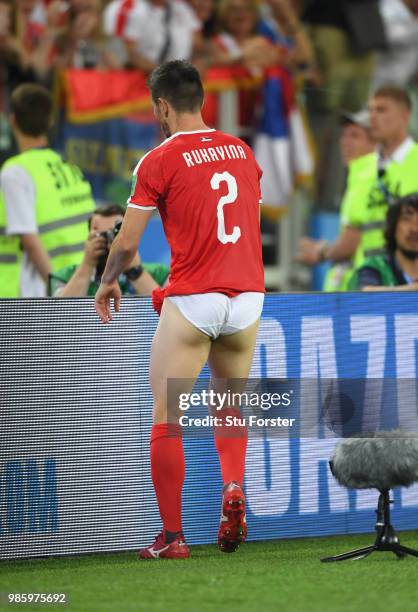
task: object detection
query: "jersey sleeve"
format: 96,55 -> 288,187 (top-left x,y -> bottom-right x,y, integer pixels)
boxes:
127,151 -> 164,211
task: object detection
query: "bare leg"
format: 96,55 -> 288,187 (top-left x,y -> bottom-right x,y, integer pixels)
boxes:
208,319 -> 260,484
150,298 -> 212,423
208,319 -> 260,378
146,298 -> 211,542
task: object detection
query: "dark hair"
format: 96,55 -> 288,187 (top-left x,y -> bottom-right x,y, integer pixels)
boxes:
88,204 -> 125,229
372,86 -> 412,111
385,194 -> 418,254
11,84 -> 53,137
148,60 -> 204,113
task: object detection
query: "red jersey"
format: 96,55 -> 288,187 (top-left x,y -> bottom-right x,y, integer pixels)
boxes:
128,129 -> 265,302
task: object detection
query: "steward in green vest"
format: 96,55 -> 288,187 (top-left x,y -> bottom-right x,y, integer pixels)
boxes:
342,87 -> 418,283
0,84 -> 95,297
342,141 -> 418,271
298,88 -> 418,292
297,109 -> 376,291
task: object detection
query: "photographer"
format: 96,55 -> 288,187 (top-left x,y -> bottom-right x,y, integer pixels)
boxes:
50,204 -> 169,297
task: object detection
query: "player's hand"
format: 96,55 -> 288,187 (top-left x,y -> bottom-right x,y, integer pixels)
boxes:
95,281 -> 121,324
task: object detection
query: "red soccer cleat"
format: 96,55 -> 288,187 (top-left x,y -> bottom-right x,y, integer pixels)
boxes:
218,481 -> 247,553
138,532 -> 190,559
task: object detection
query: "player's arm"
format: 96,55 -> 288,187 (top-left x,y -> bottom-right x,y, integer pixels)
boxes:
95,150 -> 162,322
122,249 -> 159,296
102,207 -> 153,284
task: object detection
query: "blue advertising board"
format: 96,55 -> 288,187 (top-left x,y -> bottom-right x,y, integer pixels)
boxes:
0,294 -> 417,559
182,293 -> 418,544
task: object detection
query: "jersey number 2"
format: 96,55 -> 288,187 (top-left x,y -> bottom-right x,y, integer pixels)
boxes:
210,171 -> 241,245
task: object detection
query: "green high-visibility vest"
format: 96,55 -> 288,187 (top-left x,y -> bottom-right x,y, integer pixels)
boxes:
342,143 -> 418,271
0,148 -> 96,296
0,198 -> 21,297
348,255 -> 404,290
324,153 -> 377,292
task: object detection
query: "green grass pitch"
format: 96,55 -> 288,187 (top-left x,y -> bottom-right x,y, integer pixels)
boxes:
2,532 -> 418,612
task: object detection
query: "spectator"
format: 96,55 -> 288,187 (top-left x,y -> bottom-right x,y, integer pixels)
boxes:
0,0 -> 17,100
372,0 -> 418,89
106,0 -> 201,74
1,1 -> 37,91
28,0 -> 71,81
349,86 -> 418,263
0,83 -> 96,297
0,1 -> 13,53
188,0 -> 216,39
259,0 -> 313,70
302,0 -> 381,210
15,0 -> 46,55
215,0 -> 282,74
303,0 -> 380,111
50,204 -> 169,297
348,193 -> 418,290
297,109 -> 376,289
298,87 -> 418,286
0,0 -> 13,160
211,0 -> 284,130
187,0 -> 217,74
3,0 -> 69,85
298,87 -> 418,287
56,0 -> 121,69
103,0 -> 139,41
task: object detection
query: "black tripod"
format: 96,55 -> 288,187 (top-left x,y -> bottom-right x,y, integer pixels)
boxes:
321,490 -> 418,562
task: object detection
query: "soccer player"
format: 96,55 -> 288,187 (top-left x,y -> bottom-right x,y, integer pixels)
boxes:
95,60 -> 265,559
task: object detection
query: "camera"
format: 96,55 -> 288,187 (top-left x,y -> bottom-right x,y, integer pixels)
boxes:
95,221 -> 122,282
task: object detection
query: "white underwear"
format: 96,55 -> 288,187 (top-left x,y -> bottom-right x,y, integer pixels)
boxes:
168,292 -> 264,339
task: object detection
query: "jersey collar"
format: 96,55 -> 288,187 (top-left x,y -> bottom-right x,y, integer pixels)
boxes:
166,129 -> 216,142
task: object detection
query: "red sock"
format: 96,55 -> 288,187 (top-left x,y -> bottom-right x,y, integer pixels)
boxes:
150,423 -> 184,533
213,409 -> 248,486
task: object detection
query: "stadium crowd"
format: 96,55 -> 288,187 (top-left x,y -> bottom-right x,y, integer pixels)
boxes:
1,0 -> 418,296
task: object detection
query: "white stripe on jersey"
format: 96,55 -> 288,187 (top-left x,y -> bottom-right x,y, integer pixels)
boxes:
127,203 -> 157,210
